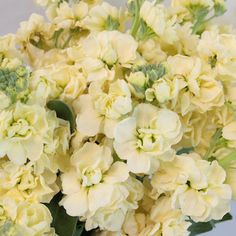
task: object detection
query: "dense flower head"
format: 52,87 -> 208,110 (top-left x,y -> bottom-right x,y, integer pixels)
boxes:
0,0 -> 235,235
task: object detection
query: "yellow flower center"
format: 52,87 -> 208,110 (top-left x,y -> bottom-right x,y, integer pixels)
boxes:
82,168 -> 102,187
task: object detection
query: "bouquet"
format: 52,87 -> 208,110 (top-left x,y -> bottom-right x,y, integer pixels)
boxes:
0,0 -> 235,235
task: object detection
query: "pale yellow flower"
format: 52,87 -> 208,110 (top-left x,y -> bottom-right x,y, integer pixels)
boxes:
81,31 -> 138,80
53,1 -> 88,29
82,2 -> 121,32
138,38 -> 167,64
167,55 -> 224,114
114,103 -> 183,174
198,30 -> 236,80
0,103 -> 48,165
61,143 -> 128,216
0,196 -> 54,236
140,2 -> 178,44
0,159 -> 58,203
152,153 -> 232,222
15,201 -> 53,236
0,34 -> 22,68
74,79 -> 132,138
61,142 -> 142,231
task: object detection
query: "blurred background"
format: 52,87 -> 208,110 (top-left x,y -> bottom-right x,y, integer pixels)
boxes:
0,0 -> 236,235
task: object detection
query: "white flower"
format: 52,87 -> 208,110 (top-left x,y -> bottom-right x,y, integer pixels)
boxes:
198,30 -> 236,79
33,63 -> 87,103
0,103 -> 48,165
150,196 -> 191,236
0,159 -> 58,203
82,2 -> 121,32
0,196 -> 54,236
80,31 -> 138,81
15,202 -> 53,236
52,1 -> 88,29
61,143 -> 131,228
167,55 -> 224,114
61,142 -> 143,231
140,1 -> 178,44
74,79 -> 132,138
145,77 -> 186,104
114,103 -> 183,174
222,121 -> 236,141
152,153 -> 232,222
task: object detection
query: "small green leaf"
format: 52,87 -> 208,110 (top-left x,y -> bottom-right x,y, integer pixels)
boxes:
47,100 -> 76,133
46,193 -> 79,236
188,221 -> 213,236
213,213 -> 233,223
188,213 -> 233,236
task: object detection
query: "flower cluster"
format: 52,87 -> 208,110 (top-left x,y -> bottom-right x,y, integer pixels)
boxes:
0,0 -> 235,235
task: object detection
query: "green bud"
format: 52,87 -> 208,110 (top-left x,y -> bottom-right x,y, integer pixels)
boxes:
133,64 -> 166,82
0,66 -> 29,104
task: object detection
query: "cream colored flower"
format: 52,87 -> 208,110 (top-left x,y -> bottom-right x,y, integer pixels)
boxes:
74,79 -> 132,138
0,103 -> 48,165
222,121 -> 236,141
85,177 -> 143,232
225,163 -> 236,200
0,34 -> 21,68
16,13 -> 52,50
145,77 -> 186,104
60,142 -> 143,232
82,2 -> 121,32
80,31 -> 138,81
152,153 -> 232,222
52,1 -> 88,29
114,103 -> 183,174
0,196 -> 54,236
0,159 -> 58,203
150,196 -> 191,236
140,1 -> 178,44
138,38 -> 167,64
15,202 -> 53,236
198,30 -> 236,80
0,102 -> 69,166
167,55 -> 224,114
122,196 -> 190,236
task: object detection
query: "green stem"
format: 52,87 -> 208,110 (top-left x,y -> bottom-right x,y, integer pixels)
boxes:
62,34 -> 73,49
130,0 -> 142,38
203,129 -> 222,160
219,150 -> 236,168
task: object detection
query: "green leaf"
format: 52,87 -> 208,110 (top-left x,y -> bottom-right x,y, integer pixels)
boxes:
46,193 -> 79,236
213,213 -> 233,223
188,213 -> 233,236
176,147 -> 194,155
189,221 -> 214,236
47,100 -> 76,133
